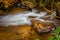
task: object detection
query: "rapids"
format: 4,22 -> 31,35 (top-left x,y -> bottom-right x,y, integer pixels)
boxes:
0,11 -> 47,26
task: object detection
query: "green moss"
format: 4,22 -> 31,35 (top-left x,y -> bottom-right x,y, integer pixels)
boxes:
34,38 -> 40,40
48,26 -> 60,40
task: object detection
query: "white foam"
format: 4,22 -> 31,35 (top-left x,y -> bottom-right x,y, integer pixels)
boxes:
0,11 -> 47,26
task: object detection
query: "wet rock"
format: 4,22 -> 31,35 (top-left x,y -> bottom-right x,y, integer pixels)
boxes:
31,19 -> 57,33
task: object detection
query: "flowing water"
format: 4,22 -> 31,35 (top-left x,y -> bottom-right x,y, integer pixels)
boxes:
0,8 -> 59,40
0,10 -> 47,26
